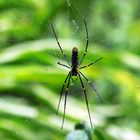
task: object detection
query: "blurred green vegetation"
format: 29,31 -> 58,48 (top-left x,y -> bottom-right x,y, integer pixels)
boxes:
0,0 -> 140,140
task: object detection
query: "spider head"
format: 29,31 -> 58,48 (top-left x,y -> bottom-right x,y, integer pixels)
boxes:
72,47 -> 78,53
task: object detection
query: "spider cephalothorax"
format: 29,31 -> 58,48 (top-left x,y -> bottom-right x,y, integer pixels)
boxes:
51,20 -> 103,129
72,47 -> 78,76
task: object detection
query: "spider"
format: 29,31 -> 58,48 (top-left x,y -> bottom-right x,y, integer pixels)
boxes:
51,20 -> 103,129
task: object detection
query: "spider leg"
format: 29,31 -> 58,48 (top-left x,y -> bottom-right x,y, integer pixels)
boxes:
56,72 -> 70,114
79,20 -> 89,66
61,72 -> 71,129
77,73 -> 93,130
79,57 -> 103,70
58,62 -> 71,69
51,22 -> 71,66
79,71 -> 103,103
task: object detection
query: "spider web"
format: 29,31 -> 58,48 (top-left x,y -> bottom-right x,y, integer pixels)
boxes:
66,0 -> 80,35
51,0 -> 90,65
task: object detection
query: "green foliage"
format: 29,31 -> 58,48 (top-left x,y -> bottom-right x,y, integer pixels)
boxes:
0,0 -> 140,140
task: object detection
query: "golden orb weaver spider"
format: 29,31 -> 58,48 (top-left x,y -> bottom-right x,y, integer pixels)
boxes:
51,20 -> 103,129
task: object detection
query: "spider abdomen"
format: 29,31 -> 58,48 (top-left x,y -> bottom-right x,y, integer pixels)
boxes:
72,47 -> 78,76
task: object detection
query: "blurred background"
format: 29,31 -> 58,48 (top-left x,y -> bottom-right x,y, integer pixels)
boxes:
0,0 -> 140,139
